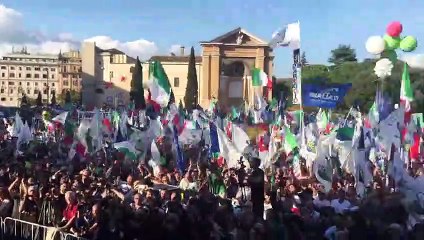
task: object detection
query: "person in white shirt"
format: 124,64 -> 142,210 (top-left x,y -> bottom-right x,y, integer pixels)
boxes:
313,191 -> 331,209
331,190 -> 351,214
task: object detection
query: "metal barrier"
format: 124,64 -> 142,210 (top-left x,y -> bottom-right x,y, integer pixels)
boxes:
0,217 -> 88,240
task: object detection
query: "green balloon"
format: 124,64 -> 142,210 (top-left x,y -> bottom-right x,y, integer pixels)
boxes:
384,35 -> 400,50
400,36 -> 418,52
381,50 -> 398,63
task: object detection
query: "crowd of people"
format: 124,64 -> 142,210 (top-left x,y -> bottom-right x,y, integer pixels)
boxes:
0,105 -> 423,240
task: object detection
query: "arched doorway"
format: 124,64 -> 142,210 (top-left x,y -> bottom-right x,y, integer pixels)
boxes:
220,60 -> 251,108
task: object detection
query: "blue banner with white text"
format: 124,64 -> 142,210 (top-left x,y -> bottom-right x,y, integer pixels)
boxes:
302,83 -> 352,109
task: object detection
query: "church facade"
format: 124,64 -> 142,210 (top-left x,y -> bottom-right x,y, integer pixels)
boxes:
144,27 -> 274,109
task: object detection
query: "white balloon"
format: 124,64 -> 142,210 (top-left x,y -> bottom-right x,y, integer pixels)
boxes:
374,58 -> 393,79
366,36 -> 385,55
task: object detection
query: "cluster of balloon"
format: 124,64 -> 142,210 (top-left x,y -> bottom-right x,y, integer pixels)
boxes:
365,21 -> 418,78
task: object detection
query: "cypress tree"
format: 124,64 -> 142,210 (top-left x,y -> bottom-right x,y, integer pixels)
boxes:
130,57 -> 146,110
36,92 -> 42,106
51,91 -> 57,105
65,90 -> 71,104
21,94 -> 28,106
184,47 -> 198,110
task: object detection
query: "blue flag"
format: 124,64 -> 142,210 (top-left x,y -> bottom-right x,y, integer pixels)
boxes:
302,83 -> 352,109
209,122 -> 220,158
376,86 -> 392,122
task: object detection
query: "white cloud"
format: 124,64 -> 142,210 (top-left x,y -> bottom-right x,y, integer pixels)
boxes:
400,54 -> 424,69
169,44 -> 183,55
0,4 -> 159,60
84,36 -> 158,60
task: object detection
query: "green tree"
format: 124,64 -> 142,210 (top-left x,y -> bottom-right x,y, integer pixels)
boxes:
51,91 -> 57,105
36,92 -> 42,106
168,90 -> 175,106
184,47 -> 198,110
65,90 -> 72,104
302,65 -> 330,84
21,94 -> 28,106
328,45 -> 357,65
130,57 -> 146,109
57,90 -> 79,105
301,51 -> 308,66
178,99 -> 184,112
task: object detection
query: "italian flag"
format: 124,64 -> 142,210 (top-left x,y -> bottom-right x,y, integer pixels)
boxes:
148,61 -> 172,108
400,63 -> 414,125
284,126 -> 298,154
251,68 -> 271,87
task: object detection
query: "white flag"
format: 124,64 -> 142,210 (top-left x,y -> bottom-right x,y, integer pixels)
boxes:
269,22 -> 301,49
52,112 -> 68,125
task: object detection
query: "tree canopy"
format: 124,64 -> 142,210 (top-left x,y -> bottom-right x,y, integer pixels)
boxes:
328,45 -> 357,65
130,57 -> 146,110
36,92 -> 42,106
184,47 -> 199,110
303,58 -> 424,112
51,91 -> 57,105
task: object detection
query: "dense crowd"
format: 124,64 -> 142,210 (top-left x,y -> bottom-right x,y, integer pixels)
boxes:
0,109 -> 423,240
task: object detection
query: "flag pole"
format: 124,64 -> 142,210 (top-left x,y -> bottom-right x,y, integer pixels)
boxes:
297,21 -> 305,146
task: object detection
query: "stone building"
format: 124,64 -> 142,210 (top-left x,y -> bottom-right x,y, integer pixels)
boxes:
82,27 -> 273,109
58,50 -> 82,94
0,48 -> 59,107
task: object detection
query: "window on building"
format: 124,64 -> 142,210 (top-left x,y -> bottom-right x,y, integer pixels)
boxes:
63,80 -> 69,86
18,73 -> 21,78
43,89 -> 47,94
26,82 -> 30,86
43,83 -> 47,86
73,80 -> 78,86
42,74 -> 48,79
34,89 -> 38,94
26,67 -> 31,71
19,67 -> 22,70
51,83 -> 55,87
50,68 -> 55,72
9,73 -> 15,78
173,77 -> 180,87
9,89 -> 13,94
34,74 -> 40,78
63,66 -> 67,72
9,98 -> 13,101
1,82 -> 4,85
0,89 -> 3,94
26,73 -> 31,78
34,67 -> 40,71
63,73 -> 68,78
35,82 -> 38,86
27,89 -> 30,94
10,66 -> 15,70
130,67 -> 134,73
0,66 -> 5,70
8,82 -> 14,86
51,74 -> 55,79
43,68 -> 48,71
109,71 -> 113,78
1,73 -> 5,78
0,98 -> 5,101
19,82 -> 22,86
